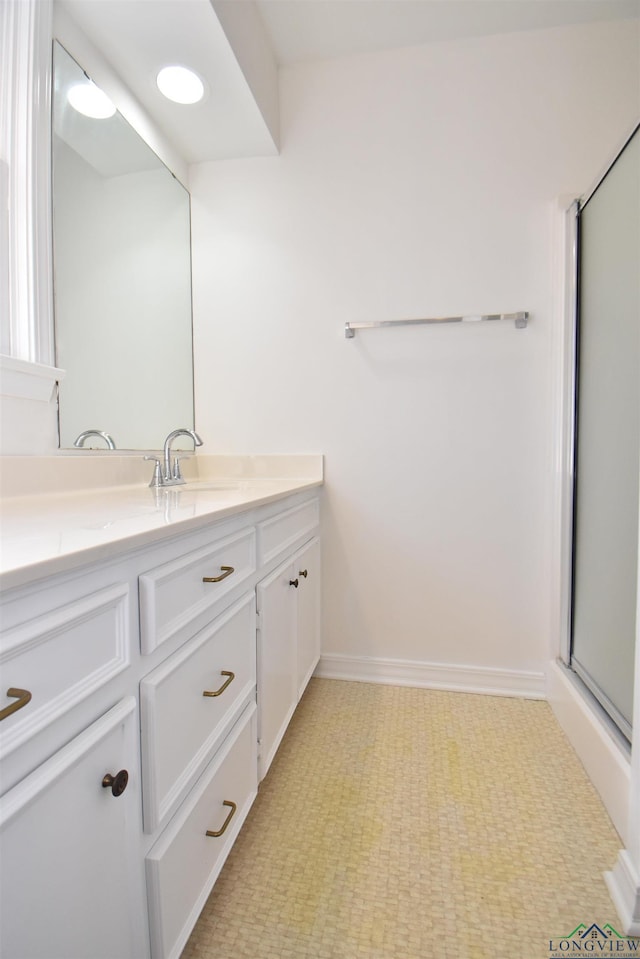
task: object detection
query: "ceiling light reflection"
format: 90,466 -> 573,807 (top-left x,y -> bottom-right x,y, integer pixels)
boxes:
67,82 -> 116,119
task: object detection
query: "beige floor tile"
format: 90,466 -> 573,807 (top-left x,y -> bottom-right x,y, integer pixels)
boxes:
181,679 -> 622,959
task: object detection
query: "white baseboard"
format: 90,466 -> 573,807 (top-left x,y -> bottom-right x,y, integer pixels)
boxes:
606,851 -> 640,936
547,660 -> 630,844
315,652 -> 546,699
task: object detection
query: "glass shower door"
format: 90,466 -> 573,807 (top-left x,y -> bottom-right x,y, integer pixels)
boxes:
571,125 -> 640,743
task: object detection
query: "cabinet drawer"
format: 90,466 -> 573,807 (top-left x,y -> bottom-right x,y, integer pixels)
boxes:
139,527 -> 256,654
146,702 -> 257,959
140,593 -> 256,833
257,498 -> 319,566
0,584 -> 130,768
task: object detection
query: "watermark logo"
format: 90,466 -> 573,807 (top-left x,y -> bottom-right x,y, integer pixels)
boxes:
549,923 -> 640,957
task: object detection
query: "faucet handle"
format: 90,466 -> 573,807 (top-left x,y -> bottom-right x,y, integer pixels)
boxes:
144,456 -> 164,488
172,456 -> 191,482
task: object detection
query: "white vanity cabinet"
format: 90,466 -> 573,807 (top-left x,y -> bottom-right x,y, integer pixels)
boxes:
142,496 -> 320,958
138,526 -> 257,836
140,592 -> 257,834
0,487 -> 320,959
256,499 -> 321,780
256,536 -> 320,780
0,563 -> 148,959
146,702 -> 258,959
294,537 -> 321,699
137,521 -> 260,959
0,696 -> 148,959
138,526 -> 256,656
0,576 -> 133,795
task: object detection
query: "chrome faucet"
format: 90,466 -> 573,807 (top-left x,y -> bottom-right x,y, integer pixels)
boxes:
73,430 -> 116,449
145,428 -> 203,488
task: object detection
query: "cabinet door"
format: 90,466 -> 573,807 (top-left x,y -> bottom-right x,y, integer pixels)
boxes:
256,559 -> 297,780
294,537 -> 321,699
0,698 -> 148,959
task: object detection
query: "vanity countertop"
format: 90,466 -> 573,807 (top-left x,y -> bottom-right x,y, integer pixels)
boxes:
0,456 -> 323,590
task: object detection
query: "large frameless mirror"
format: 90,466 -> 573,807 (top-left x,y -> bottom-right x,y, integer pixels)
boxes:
52,41 -> 195,450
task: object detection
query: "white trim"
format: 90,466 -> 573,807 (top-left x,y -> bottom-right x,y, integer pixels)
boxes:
0,158 -> 8,347
547,660 -> 630,844
0,0 -> 54,365
605,851 -> 640,936
0,354 -> 64,402
549,195 -> 580,666
316,652 -> 546,699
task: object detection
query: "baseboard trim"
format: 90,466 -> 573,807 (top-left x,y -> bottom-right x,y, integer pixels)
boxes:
315,653 -> 546,699
605,851 -> 640,936
547,660 -> 630,844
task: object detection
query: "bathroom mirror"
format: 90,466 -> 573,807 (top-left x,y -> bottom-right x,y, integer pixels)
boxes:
52,42 -> 195,450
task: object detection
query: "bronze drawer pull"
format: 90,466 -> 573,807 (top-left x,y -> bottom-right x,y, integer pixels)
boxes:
202,566 -> 234,583
102,769 -> 129,797
0,688 -> 32,722
289,578 -> 299,588
203,671 -> 235,698
299,569 -> 308,578
206,800 -> 237,838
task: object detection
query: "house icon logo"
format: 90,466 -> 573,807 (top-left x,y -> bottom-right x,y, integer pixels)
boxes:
548,921 -> 640,956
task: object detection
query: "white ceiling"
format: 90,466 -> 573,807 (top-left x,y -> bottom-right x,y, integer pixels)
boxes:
58,0 -> 279,163
256,0 -> 640,64
57,0 -> 640,166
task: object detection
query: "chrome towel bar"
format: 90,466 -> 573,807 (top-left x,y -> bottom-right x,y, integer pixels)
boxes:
344,311 -> 528,338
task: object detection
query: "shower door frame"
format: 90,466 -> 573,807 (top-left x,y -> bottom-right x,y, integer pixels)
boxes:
559,123 -> 640,744
551,120 -> 640,937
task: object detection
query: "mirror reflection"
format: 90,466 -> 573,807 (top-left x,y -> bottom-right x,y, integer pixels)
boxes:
52,42 -> 195,450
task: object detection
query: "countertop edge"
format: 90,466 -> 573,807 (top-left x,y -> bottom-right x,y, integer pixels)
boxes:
0,479 -> 323,593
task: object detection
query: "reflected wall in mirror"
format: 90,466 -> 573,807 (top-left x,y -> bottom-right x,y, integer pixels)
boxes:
52,41 -> 195,450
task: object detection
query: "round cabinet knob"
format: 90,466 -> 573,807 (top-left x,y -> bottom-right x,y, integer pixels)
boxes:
102,769 -> 129,797
299,569 -> 308,578
289,578 -> 299,589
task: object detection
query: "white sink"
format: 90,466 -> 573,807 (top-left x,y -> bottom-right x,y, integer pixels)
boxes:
181,481 -> 240,492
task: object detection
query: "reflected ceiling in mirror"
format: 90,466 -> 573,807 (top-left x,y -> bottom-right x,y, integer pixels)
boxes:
52,42 -> 195,451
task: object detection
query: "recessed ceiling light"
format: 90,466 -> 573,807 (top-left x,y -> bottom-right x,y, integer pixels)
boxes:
67,82 -> 116,119
156,65 -> 204,105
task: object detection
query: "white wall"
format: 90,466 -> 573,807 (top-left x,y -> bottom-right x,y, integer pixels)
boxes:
190,19 -> 639,691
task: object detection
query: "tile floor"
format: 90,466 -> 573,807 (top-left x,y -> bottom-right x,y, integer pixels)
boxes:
181,678 -> 623,959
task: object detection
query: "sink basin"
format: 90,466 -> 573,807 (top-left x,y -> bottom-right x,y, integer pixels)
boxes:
181,481 -> 240,492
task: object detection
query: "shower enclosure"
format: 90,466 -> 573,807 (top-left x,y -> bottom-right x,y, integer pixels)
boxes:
569,124 -> 640,744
